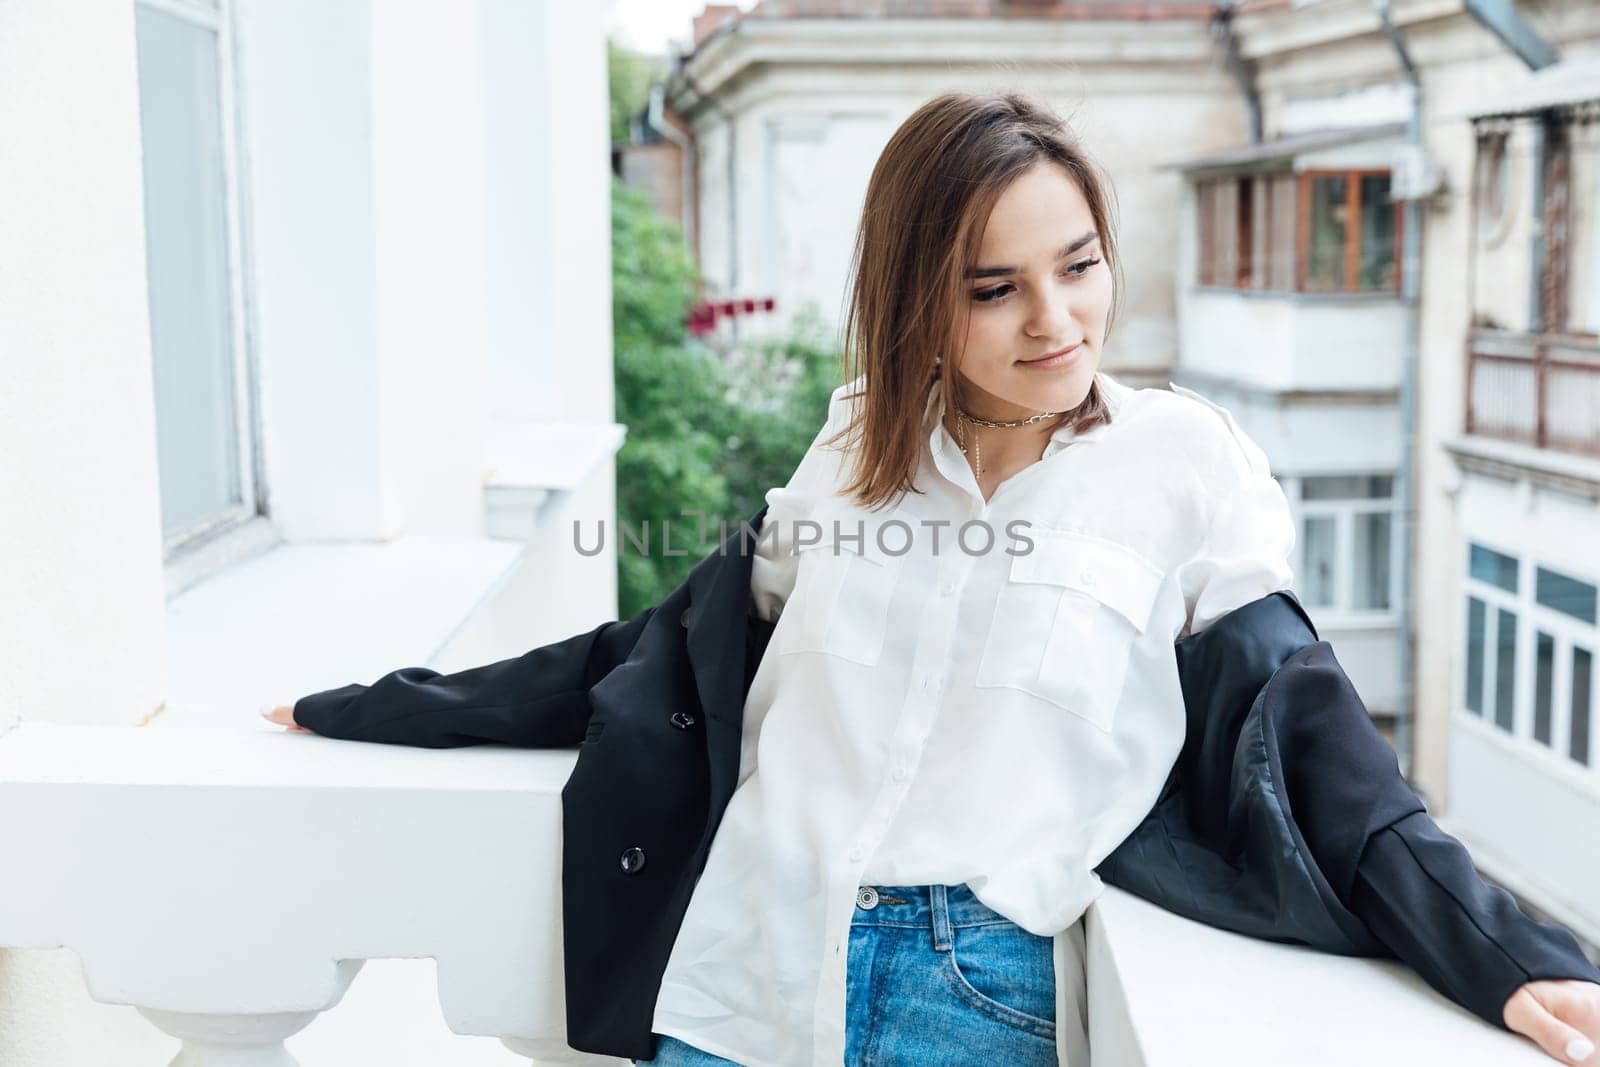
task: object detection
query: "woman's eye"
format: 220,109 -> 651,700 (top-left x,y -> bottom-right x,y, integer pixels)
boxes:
971,257 -> 1101,304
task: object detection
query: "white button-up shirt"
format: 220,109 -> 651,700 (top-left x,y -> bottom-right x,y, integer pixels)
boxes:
650,370 -> 1296,1066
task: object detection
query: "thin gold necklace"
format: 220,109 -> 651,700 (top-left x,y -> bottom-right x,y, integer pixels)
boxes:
951,399 -> 1067,480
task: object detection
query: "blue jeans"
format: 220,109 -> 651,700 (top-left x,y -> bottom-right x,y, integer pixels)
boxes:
635,883 -> 1059,1065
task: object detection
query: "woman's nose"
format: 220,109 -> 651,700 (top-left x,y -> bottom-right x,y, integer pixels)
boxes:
1025,289 -> 1077,339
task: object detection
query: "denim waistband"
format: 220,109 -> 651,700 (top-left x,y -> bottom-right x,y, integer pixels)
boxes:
851,883 -> 1019,938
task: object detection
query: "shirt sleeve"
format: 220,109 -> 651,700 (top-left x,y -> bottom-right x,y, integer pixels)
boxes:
1171,383 -> 1297,639
748,380 -> 860,623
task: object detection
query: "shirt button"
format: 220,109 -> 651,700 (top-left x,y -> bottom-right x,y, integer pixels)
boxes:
891,765 -> 908,781
848,845 -> 864,862
940,580 -> 957,596
1080,569 -> 1096,587
922,675 -> 941,693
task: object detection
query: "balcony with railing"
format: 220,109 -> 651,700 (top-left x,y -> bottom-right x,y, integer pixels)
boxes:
1465,330 -> 1600,459
1449,72 -> 1600,484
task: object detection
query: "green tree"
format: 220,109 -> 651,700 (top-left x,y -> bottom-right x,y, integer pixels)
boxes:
610,177 -> 843,617
608,38 -> 661,145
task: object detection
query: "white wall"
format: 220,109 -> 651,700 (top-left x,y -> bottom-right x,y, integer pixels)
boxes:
0,3 -> 187,1062
1181,290 -> 1408,393
480,0 -> 556,420
0,0 -> 620,1060
0,0 -> 169,734
236,0 -> 385,540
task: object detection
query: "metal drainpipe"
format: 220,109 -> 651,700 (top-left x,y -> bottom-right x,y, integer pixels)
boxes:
678,69 -> 739,344
1213,0 -> 1261,143
646,83 -> 698,265
1373,0 -> 1422,783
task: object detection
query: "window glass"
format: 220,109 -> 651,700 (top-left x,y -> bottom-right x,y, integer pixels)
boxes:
1301,474 -> 1393,500
1469,543 -> 1519,593
1465,595 -> 1486,716
135,4 -> 244,542
1573,647 -> 1592,767
1302,516 -> 1338,608
1534,631 -> 1554,746
1535,566 -> 1598,625
1351,512 -> 1391,611
1494,607 -> 1518,732
1357,173 -> 1397,290
1305,175 -> 1348,292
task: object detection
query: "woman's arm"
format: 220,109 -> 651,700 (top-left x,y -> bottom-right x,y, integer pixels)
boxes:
1350,812 -> 1600,1062
1170,384 -> 1297,639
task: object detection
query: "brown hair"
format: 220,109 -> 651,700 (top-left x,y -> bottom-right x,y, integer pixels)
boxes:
824,90 -> 1125,512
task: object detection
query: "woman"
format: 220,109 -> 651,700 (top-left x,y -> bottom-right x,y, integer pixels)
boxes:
269,91 -> 1600,1067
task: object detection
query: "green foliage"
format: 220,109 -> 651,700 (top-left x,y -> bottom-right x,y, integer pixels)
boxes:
610,177 -> 843,617
607,38 -> 662,146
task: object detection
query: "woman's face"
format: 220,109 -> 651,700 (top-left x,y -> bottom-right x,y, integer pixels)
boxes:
955,160 -> 1112,419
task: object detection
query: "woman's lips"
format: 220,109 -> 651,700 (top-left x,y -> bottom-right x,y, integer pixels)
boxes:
1016,343 -> 1082,369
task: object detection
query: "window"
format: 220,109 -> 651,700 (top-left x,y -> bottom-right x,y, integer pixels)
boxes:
1303,173 -> 1348,292
1300,170 -> 1399,293
1470,543 -> 1520,592
1537,565 -> 1598,625
134,0 -> 260,554
1285,474 -> 1396,614
1461,540 -> 1598,773
1194,168 -> 1400,295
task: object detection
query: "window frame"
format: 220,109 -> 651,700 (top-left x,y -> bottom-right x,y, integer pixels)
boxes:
1459,538 -> 1600,783
1282,473 -> 1400,621
1295,167 -> 1404,295
1192,166 -> 1403,296
136,0 -> 267,561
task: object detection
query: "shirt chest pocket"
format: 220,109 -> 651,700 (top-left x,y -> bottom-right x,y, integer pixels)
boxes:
975,530 -> 1165,732
781,502 -> 908,667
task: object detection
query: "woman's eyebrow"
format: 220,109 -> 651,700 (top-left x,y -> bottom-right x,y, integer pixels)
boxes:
965,231 -> 1100,279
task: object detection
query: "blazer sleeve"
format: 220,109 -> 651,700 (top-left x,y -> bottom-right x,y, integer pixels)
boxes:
1171,384 -> 1297,639
1349,810 -> 1600,1030
291,602 -> 657,749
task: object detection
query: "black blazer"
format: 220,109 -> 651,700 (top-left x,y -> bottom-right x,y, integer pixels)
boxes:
294,504 -> 1600,1062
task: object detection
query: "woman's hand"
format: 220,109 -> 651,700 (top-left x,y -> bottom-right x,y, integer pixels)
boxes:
1505,979 -> 1599,1063
259,704 -> 313,734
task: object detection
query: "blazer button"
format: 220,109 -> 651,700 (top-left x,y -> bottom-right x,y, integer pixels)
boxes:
670,710 -> 697,730
619,846 -> 647,875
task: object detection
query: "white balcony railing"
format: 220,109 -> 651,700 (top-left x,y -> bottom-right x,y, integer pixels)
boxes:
1466,329 -> 1600,459
0,721 -> 1559,1066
